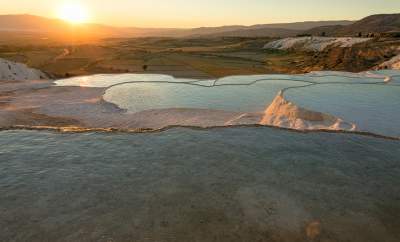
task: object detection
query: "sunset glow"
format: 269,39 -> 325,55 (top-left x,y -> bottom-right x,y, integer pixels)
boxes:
57,2 -> 89,24
0,0 -> 398,27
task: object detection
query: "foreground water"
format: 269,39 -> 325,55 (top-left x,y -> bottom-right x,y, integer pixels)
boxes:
1,128 -> 399,242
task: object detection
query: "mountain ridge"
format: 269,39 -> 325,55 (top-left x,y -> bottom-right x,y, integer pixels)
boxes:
0,14 -> 354,38
305,14 -> 400,36
0,14 -> 399,38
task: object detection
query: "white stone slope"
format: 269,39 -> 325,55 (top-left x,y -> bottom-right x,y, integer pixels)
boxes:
263,37 -> 371,52
260,91 -> 357,131
0,58 -> 48,81
376,54 -> 400,70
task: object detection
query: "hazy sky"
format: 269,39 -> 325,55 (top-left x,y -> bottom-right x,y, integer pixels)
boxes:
0,0 -> 399,27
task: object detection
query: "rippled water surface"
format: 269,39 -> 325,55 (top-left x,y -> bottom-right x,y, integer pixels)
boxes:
1,128 -> 399,242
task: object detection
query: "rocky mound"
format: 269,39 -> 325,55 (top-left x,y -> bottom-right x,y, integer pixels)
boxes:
0,58 -> 48,81
305,14 -> 400,37
260,92 -> 356,131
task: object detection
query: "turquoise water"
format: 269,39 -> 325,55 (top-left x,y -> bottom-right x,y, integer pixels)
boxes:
285,84 -> 400,137
53,71 -> 400,137
4,71 -> 398,241
304,71 -> 393,83
103,80 -> 308,113
55,71 -> 394,87
55,71 -> 400,138
370,70 -> 400,84
55,73 -> 197,87
1,128 -> 399,242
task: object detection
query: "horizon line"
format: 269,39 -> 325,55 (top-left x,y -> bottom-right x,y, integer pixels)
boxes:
0,12 -> 370,29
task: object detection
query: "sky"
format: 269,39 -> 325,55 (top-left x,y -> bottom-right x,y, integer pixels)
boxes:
0,0 -> 399,28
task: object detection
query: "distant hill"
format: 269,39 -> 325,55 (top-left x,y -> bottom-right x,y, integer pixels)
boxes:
339,14 -> 400,35
249,21 -> 354,31
0,14 -> 179,39
202,28 -> 301,38
174,21 -> 354,38
0,14 -> 64,32
305,14 -> 400,36
0,14 -> 124,41
1,14 -> 398,39
0,14 -> 355,39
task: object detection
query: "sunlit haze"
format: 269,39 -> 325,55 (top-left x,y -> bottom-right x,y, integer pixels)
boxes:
0,0 -> 399,27
57,2 -> 89,23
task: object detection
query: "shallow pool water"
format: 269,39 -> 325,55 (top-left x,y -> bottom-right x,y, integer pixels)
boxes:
285,84 -> 400,137
55,71 -> 396,87
0,128 -> 399,242
55,73 -> 198,87
53,70 -> 400,137
103,80 -> 308,113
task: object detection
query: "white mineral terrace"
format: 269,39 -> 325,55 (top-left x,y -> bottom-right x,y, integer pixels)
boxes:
263,37 -> 371,52
0,58 -> 48,81
50,71 -> 400,138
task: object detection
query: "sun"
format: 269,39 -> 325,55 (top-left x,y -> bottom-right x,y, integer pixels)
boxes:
57,3 -> 89,24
